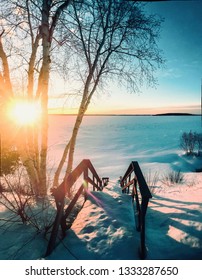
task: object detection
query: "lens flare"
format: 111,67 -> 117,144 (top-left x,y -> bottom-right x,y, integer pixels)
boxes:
9,100 -> 41,125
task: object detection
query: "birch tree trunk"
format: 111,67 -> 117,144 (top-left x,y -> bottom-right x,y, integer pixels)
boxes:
53,139 -> 71,187
0,32 -> 13,98
27,33 -> 41,195
65,106 -> 86,176
37,0 -> 72,196
37,0 -> 52,197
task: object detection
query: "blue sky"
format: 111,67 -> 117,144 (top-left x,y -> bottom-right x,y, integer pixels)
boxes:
49,0 -> 202,114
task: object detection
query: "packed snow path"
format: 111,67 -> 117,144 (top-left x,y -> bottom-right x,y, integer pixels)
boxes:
47,179 -> 202,260
47,183 -> 140,260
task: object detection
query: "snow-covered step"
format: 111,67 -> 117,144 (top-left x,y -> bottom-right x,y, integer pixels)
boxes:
47,182 -> 140,260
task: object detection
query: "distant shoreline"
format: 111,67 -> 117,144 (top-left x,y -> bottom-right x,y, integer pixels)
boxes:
153,113 -> 196,116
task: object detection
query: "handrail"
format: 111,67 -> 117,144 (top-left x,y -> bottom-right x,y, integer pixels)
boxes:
45,159 -> 105,257
120,161 -> 152,259
54,159 -> 103,200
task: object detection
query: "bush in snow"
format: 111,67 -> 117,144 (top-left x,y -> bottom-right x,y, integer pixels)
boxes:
144,171 -> 159,194
0,168 -> 56,236
194,132 -> 202,156
180,131 -> 202,156
161,170 -> 184,186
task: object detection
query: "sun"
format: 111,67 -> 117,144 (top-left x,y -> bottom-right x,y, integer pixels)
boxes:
9,100 -> 41,125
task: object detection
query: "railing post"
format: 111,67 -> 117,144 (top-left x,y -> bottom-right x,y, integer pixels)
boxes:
93,174 -> 95,191
83,168 -> 88,200
45,198 -> 64,257
102,177 -> 109,189
139,197 -> 149,259
133,179 -> 141,231
128,173 -> 131,194
99,179 -> 102,190
124,179 -> 127,193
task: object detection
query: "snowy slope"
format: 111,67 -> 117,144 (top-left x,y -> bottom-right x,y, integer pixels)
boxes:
47,175 -> 202,260
147,173 -> 202,260
0,174 -> 202,260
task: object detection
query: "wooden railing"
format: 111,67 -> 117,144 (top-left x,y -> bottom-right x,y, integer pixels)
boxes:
45,159 -> 106,257
120,161 -> 152,259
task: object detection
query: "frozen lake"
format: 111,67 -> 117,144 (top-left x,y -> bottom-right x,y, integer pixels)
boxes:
1,115 -> 202,260
48,115 -> 202,179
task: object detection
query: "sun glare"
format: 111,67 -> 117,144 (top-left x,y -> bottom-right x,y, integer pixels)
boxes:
10,101 -> 41,125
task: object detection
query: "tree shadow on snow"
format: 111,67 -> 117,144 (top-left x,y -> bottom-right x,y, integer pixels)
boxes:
146,195 -> 202,260
0,207 -> 48,260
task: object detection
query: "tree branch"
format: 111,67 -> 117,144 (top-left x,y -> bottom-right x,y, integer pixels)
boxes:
72,2 -> 91,69
49,0 -> 72,42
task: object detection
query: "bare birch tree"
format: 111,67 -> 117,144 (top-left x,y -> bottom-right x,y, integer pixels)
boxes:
0,0 -> 72,197
0,0 -> 164,198
53,0 -> 164,194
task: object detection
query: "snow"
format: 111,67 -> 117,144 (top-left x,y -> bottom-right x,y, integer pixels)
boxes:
146,173 -> 202,260
46,173 -> 202,260
47,184 -> 139,260
0,115 -> 202,260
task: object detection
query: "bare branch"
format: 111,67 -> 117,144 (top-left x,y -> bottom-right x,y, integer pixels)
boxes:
72,3 -> 91,69
26,0 -> 34,45
49,0 -> 72,42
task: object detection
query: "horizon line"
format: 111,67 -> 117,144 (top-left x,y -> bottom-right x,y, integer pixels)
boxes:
48,112 -> 200,116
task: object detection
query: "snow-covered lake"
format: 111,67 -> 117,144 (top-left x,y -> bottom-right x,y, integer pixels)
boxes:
1,115 -> 202,260
48,115 -> 202,179
47,115 -> 202,261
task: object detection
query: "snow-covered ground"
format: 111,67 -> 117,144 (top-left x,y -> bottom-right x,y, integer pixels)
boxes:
0,116 -> 202,260
147,173 -> 202,260
47,176 -> 202,260
0,175 -> 201,260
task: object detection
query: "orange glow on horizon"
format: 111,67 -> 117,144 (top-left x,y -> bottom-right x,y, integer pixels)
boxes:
48,104 -> 200,115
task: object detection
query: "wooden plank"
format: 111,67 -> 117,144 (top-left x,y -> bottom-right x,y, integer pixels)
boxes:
121,163 -> 134,182
84,159 -> 102,185
63,184 -> 84,220
121,178 -> 134,191
87,177 -> 101,191
53,159 -> 103,200
132,161 -> 152,198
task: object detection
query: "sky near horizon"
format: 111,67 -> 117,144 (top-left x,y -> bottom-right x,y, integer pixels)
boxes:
49,0 -> 202,115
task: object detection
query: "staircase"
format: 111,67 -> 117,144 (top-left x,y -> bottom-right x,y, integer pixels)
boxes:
45,160 -> 152,259
47,182 -> 140,260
